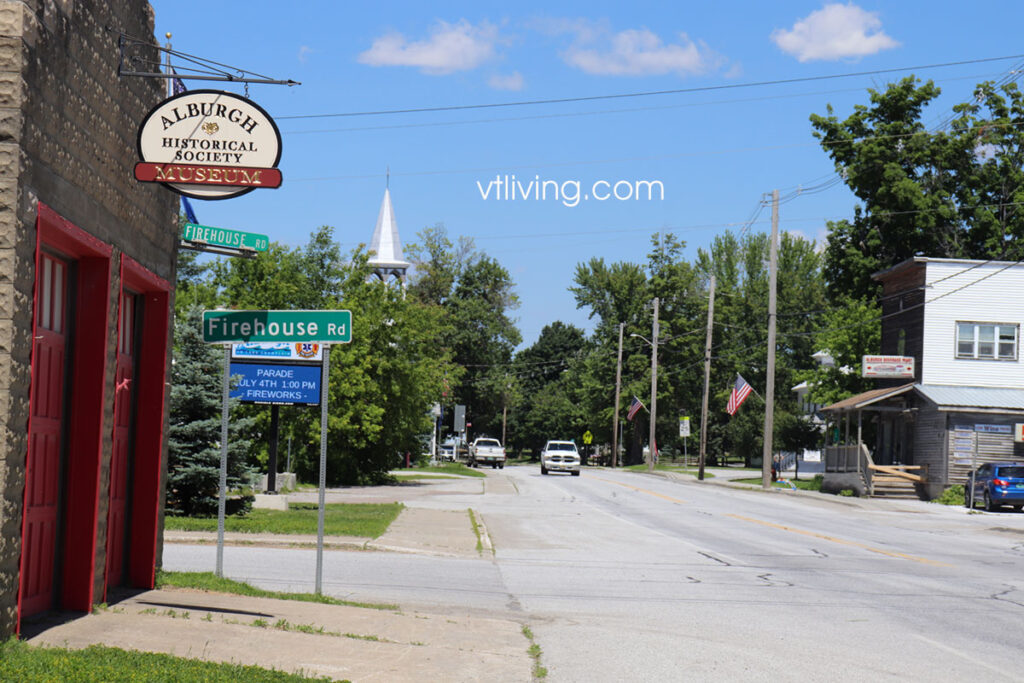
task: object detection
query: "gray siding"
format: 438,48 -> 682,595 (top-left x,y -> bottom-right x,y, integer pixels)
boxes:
946,413 -> 1024,485
914,407 -> 947,484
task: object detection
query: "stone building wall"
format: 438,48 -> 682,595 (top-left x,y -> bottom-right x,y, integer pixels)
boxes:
0,0 -> 177,637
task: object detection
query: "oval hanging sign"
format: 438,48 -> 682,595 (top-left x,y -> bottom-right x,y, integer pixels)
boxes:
135,89 -> 282,200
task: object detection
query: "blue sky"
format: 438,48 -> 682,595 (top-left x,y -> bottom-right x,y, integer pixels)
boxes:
150,1 -> 1024,348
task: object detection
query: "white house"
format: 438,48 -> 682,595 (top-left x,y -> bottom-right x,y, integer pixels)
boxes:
822,257 -> 1024,498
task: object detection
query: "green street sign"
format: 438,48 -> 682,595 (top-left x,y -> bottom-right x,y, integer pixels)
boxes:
183,222 -> 269,252
203,310 -> 352,343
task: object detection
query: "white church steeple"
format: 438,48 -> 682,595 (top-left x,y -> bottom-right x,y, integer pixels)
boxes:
368,179 -> 410,284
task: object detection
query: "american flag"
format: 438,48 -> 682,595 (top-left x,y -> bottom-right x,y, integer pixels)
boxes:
726,375 -> 753,415
181,196 -> 198,224
171,70 -> 187,96
626,396 -> 644,421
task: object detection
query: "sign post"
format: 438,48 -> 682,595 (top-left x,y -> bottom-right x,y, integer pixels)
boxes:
216,346 -> 230,577
679,416 -> 690,466
202,310 -> 351,591
315,345 -> 330,594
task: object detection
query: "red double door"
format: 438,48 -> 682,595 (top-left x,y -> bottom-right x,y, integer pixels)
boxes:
105,291 -> 138,588
21,253 -> 69,616
21,253 -> 140,616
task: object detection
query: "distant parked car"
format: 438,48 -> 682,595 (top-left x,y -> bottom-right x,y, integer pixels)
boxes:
965,462 -> 1024,511
540,440 -> 580,476
469,437 -> 506,469
438,440 -> 456,462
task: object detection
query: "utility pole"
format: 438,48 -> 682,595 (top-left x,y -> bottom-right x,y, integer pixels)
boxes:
612,322 -> 624,468
648,297 -> 659,473
501,379 -> 509,446
762,190 -> 779,490
699,275 -> 715,481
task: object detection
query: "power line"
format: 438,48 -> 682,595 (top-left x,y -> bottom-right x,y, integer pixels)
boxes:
290,118 -> 1024,184
279,71 -> 1004,136
771,60 -> 1024,209
276,54 -> 1024,120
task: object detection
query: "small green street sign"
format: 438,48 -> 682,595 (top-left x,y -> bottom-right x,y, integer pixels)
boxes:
203,310 -> 352,343
183,222 -> 269,252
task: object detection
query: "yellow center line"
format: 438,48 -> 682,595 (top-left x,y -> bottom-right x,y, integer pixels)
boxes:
590,476 -> 686,504
726,513 -> 951,567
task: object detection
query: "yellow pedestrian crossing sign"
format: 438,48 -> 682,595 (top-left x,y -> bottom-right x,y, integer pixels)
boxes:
582,430 -> 593,445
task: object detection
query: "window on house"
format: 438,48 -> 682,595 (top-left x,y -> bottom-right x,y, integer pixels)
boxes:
956,322 -> 1018,360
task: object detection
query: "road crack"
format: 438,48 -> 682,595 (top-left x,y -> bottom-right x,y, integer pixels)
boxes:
697,551 -> 730,566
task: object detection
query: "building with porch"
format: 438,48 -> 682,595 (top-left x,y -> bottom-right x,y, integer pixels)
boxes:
0,1 -> 177,637
822,258 -> 1024,499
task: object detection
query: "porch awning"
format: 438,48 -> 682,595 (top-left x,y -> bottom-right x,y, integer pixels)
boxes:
821,382 -> 916,413
916,384 -> 1024,412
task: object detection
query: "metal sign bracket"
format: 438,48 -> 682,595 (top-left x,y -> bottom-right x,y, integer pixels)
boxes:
112,28 -> 300,87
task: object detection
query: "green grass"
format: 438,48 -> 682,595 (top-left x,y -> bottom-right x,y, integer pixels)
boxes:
468,509 -> 484,555
733,474 -> 823,491
931,484 -> 966,505
157,570 -> 399,611
623,463 -> 714,477
521,625 -> 547,679
411,463 -> 487,478
164,502 -> 403,537
391,473 -> 459,480
0,640 -> 337,682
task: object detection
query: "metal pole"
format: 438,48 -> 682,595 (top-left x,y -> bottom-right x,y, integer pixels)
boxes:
699,276 -> 716,481
216,345 -> 230,577
970,424 -> 977,508
286,436 -> 292,474
502,387 -> 508,447
315,345 -> 330,594
648,297 -> 659,473
612,322 -> 624,468
267,404 -> 279,494
164,34 -> 172,97
762,190 -> 779,490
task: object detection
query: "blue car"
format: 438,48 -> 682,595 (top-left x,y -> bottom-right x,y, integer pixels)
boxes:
965,462 -> 1024,511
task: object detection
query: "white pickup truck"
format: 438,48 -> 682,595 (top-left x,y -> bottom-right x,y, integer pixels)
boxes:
468,437 -> 506,469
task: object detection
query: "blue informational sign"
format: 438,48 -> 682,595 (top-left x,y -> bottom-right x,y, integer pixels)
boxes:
231,342 -> 323,361
230,362 -> 321,406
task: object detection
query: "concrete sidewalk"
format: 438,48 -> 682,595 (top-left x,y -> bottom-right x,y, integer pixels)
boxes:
164,507 -> 484,558
26,587 -> 532,682
25,486 -> 522,681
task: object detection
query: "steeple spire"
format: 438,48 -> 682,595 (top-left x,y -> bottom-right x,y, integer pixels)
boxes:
368,182 -> 410,284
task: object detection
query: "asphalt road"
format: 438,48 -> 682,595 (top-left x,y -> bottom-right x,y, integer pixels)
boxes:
165,467 -> 1024,682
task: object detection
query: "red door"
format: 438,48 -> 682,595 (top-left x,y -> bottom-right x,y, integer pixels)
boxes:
106,292 -> 137,589
21,254 -> 69,616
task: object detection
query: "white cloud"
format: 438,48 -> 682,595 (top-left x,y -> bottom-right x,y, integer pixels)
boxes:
527,16 -> 607,43
298,45 -> 313,63
563,28 -> 722,77
724,62 -> 744,79
772,3 -> 899,62
358,20 -> 498,75
488,72 -> 524,91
